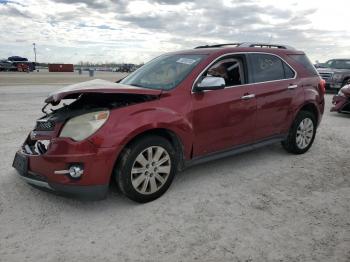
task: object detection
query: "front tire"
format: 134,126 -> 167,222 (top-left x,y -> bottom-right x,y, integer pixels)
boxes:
282,110 -> 317,154
115,135 -> 178,203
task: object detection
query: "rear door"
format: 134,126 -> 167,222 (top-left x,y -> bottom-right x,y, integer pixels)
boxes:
247,53 -> 302,140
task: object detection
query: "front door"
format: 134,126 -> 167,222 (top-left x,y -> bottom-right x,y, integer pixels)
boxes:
191,55 -> 257,157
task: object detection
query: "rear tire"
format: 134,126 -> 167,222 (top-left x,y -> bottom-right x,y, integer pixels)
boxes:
115,135 -> 178,203
282,110 -> 316,154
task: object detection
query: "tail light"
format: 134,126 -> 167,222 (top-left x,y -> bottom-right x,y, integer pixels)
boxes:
318,79 -> 326,96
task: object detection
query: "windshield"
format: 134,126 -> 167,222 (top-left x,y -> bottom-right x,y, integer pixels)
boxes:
120,54 -> 206,90
325,60 -> 350,69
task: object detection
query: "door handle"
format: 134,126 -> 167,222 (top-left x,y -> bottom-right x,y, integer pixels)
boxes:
241,94 -> 255,100
288,84 -> 298,90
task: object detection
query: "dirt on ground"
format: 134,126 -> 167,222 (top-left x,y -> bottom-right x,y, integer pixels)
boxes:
0,76 -> 349,262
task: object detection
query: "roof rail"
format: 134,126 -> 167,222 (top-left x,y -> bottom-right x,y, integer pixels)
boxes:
194,42 -> 295,50
239,42 -> 295,50
194,43 -> 241,49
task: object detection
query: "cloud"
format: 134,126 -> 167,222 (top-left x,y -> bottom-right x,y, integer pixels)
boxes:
52,0 -> 112,9
0,0 -> 349,63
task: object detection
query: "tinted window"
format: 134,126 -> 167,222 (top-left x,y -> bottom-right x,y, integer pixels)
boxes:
325,59 -> 350,69
288,54 -> 318,75
283,63 -> 295,78
249,54 -> 286,83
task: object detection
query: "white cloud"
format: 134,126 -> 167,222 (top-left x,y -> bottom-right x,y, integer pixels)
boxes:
0,0 -> 349,64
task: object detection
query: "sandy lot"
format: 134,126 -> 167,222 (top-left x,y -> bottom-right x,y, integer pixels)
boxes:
0,75 -> 349,261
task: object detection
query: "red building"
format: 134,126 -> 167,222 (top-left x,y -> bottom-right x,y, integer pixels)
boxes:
48,64 -> 74,72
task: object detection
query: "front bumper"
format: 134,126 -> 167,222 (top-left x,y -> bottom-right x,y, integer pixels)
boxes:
12,134 -> 119,200
15,170 -> 109,200
331,95 -> 350,113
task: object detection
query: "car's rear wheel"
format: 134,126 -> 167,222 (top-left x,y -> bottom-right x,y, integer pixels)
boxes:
115,135 -> 178,203
282,110 -> 316,154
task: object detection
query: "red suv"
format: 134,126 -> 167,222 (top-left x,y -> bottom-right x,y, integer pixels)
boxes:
13,43 -> 325,203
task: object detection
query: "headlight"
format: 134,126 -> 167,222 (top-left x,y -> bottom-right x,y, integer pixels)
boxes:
60,110 -> 109,141
333,73 -> 343,81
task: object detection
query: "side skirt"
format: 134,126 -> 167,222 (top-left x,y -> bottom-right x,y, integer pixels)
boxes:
185,135 -> 287,168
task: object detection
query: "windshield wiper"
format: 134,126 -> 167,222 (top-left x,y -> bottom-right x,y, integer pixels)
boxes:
129,83 -> 161,91
130,83 -> 145,88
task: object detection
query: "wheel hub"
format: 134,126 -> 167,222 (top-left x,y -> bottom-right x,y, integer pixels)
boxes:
296,118 -> 314,149
131,146 -> 171,195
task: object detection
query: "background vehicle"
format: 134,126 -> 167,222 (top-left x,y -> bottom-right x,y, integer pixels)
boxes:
0,59 -> 17,71
12,43 -> 325,203
331,80 -> 350,113
317,59 -> 350,91
0,56 -> 36,72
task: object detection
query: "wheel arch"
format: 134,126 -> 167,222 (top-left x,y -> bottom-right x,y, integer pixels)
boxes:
297,102 -> 319,125
112,127 -> 186,184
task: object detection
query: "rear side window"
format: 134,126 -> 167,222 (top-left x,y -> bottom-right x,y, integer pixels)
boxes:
248,54 -> 295,83
283,63 -> 295,78
288,54 -> 318,75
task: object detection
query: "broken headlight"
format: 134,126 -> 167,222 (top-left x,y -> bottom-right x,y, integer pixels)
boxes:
59,110 -> 109,141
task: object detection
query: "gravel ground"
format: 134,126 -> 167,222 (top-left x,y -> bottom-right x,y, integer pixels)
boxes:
0,80 -> 349,261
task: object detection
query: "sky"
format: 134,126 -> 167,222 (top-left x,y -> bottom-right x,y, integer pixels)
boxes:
0,0 -> 350,64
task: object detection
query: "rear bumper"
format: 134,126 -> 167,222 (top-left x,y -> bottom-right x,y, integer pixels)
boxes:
12,135 -> 120,200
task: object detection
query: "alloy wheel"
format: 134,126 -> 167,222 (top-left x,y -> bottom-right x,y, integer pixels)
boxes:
296,118 -> 314,149
131,146 -> 171,195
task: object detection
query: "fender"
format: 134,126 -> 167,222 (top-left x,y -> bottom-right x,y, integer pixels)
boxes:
303,82 -> 324,124
294,99 -> 322,127
89,102 -> 194,160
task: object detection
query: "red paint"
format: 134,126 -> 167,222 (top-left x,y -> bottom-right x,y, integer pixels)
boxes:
16,47 -> 325,194
48,64 -> 74,72
331,85 -> 350,112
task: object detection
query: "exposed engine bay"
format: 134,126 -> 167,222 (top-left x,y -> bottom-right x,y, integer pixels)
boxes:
24,92 -> 158,155
41,92 -> 158,122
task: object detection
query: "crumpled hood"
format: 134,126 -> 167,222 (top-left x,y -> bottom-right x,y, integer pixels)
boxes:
45,79 -> 162,104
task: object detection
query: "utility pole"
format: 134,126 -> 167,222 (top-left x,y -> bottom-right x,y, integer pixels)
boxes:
32,43 -> 37,63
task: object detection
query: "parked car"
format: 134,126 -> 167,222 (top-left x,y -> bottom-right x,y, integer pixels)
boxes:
331,79 -> 350,113
0,59 -> 17,71
8,56 -> 28,62
12,43 -> 325,203
317,59 -> 350,91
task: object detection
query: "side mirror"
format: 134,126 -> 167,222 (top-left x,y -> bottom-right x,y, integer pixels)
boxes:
194,76 -> 225,92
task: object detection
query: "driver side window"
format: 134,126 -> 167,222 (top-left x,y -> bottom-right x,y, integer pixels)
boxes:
205,56 -> 245,87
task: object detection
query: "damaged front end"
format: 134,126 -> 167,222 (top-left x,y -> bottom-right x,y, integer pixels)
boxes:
27,84 -> 160,154
12,79 -> 161,199
331,84 -> 350,113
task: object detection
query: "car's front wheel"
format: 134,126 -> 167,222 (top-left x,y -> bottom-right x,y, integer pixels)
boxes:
282,110 -> 317,154
115,135 -> 178,203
